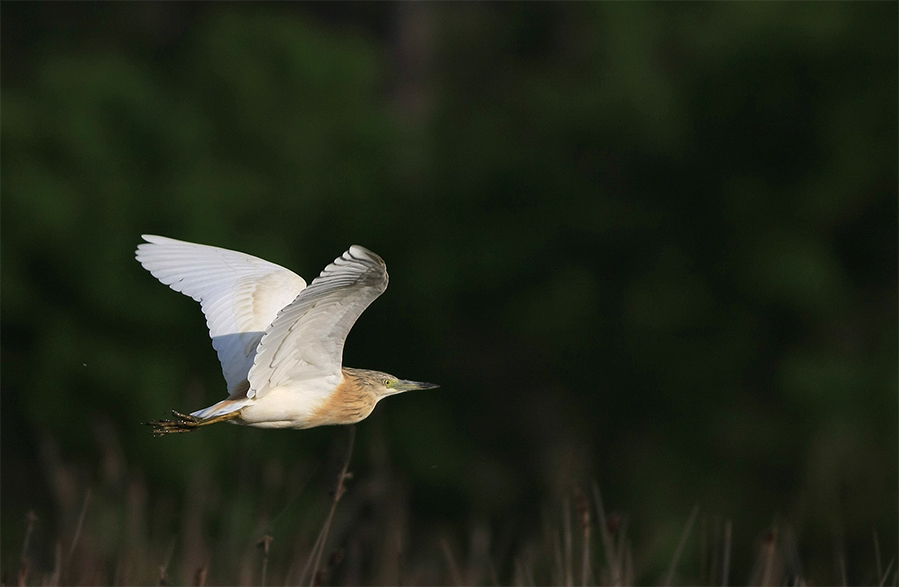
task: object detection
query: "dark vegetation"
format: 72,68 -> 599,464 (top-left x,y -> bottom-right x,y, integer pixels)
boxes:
2,3 -> 896,585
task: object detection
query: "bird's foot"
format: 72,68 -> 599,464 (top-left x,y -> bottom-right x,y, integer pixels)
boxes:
144,410 -> 202,436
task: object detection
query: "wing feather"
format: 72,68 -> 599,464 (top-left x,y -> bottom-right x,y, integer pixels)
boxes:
135,235 -> 307,392
248,245 -> 387,399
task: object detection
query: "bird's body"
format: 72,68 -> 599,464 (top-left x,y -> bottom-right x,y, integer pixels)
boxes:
199,368 -> 384,429
136,235 -> 437,435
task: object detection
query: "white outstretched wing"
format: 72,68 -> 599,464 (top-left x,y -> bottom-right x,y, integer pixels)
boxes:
135,235 -> 307,393
248,245 -> 388,399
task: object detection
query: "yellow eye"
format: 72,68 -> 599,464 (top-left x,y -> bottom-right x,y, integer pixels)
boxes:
383,378 -> 392,386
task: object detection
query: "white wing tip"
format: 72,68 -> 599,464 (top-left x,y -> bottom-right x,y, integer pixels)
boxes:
347,245 -> 381,263
136,234 -> 179,259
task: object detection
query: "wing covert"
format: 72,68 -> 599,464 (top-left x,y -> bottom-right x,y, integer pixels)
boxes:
247,245 -> 388,399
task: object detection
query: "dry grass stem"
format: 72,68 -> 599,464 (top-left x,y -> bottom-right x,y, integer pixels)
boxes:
759,528 -> 777,586
573,485 -> 591,586
301,425 -> 355,587
298,522 -> 325,585
20,511 -> 36,562
698,514 -> 708,586
48,541 -> 62,587
591,482 -> 621,586
523,550 -> 537,586
194,564 -> 207,587
158,536 -> 176,586
65,488 -> 92,580
513,558 -> 525,586
625,540 -> 634,586
563,496 -> 573,587
440,538 -> 465,586
879,557 -> 896,587
783,527 -> 804,585
722,519 -> 732,587
838,549 -> 847,587
618,515 -> 634,586
396,533 -> 405,587
488,560 -> 500,586
663,504 -> 699,586
553,532 -> 564,586
707,516 -> 720,586
258,535 -> 273,587
17,511 -> 37,587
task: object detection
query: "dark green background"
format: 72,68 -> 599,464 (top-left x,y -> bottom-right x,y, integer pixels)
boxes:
2,3 -> 896,585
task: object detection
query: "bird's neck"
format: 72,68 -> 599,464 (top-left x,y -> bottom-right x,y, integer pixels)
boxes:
305,369 -> 378,427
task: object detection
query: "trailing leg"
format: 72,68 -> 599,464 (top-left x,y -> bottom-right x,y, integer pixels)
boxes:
145,409 -> 241,436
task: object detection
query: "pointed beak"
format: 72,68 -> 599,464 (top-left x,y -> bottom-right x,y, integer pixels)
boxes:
393,379 -> 440,392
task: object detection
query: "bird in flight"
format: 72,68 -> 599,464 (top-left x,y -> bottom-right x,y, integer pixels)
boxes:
136,235 -> 438,435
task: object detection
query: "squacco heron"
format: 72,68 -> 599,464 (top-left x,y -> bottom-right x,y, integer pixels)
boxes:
136,235 -> 438,435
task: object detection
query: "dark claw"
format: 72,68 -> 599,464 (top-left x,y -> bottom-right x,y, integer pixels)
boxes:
144,410 -> 201,436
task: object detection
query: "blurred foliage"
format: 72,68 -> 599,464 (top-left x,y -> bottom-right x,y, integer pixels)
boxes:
1,3 -> 896,585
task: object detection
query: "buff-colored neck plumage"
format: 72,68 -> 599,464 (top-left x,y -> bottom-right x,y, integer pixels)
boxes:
304,368 -> 386,427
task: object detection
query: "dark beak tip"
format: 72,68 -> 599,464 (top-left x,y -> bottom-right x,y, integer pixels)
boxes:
398,380 -> 440,391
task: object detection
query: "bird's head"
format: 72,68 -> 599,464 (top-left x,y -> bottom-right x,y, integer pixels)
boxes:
346,368 -> 440,400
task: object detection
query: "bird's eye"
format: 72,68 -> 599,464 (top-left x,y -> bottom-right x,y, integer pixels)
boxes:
383,378 -> 392,386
